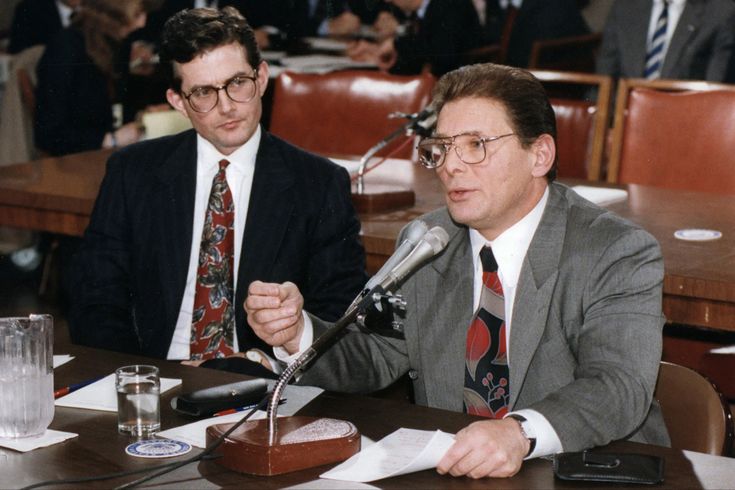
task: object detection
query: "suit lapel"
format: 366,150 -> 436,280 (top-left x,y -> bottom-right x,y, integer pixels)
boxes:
662,0 -> 702,77
509,185 -> 566,408
418,220 -> 473,412
628,0 -> 655,75
153,131 -> 197,321
236,133 -> 295,298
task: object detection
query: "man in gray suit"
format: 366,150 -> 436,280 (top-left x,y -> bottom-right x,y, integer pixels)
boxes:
597,0 -> 735,81
245,63 -> 670,478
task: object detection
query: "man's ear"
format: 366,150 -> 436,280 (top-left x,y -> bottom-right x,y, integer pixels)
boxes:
166,89 -> 189,119
531,134 -> 555,178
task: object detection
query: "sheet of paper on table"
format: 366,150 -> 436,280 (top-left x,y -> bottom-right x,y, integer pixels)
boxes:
572,185 -> 629,206
54,374 -> 181,412
320,428 -> 455,483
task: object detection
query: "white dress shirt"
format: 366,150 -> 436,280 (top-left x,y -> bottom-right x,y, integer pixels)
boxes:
56,0 -> 76,27
166,127 -> 259,359
647,0 -> 687,64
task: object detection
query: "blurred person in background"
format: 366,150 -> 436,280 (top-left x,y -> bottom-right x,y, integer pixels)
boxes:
8,0 -> 82,54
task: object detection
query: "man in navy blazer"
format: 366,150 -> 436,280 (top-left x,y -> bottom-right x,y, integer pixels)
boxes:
69,7 -> 367,365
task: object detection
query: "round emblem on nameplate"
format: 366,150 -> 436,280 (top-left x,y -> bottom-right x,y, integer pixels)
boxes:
125,439 -> 192,458
674,229 -> 722,241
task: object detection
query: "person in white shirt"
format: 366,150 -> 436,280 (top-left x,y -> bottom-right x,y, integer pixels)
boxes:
245,62 -> 670,478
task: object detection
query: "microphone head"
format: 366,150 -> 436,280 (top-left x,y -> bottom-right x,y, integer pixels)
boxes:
404,220 -> 429,244
425,226 -> 450,254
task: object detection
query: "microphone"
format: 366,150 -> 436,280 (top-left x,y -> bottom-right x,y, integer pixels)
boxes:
364,220 -> 428,291
207,228 -> 451,476
389,107 -> 436,138
373,226 -> 450,294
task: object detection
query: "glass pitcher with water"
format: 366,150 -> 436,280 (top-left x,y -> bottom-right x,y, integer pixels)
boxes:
0,314 -> 54,438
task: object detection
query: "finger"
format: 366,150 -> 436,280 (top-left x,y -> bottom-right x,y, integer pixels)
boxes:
249,305 -> 300,328
436,440 -> 470,474
248,280 -> 282,297
244,293 -> 282,312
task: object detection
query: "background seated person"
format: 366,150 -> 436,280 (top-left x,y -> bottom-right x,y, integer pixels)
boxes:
7,0 -> 81,55
246,63 -> 670,477
70,7 -> 367,375
34,0 -> 150,156
347,0 -> 482,76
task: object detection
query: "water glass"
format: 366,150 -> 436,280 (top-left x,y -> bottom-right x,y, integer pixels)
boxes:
115,365 -> 160,437
0,314 -> 54,438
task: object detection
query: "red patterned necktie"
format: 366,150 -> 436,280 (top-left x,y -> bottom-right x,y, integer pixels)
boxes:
464,245 -> 510,418
190,159 -> 236,360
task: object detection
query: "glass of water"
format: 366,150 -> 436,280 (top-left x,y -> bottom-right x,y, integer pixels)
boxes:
115,365 -> 160,437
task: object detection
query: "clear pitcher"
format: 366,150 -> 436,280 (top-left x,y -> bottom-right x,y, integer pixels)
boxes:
0,314 -> 54,438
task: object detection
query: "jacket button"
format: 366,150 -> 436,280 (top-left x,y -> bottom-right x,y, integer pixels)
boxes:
408,369 -> 418,380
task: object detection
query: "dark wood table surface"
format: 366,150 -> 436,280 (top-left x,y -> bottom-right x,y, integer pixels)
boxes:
0,343 -> 721,489
1,150 -> 735,332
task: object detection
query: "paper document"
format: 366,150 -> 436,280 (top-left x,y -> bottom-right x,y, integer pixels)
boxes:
0,429 -> 77,453
53,355 -> 74,368
54,374 -> 181,412
156,410 -> 267,448
572,186 -> 628,206
320,428 -> 455,482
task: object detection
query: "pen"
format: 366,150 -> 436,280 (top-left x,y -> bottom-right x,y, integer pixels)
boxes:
213,398 -> 286,417
54,377 -> 104,399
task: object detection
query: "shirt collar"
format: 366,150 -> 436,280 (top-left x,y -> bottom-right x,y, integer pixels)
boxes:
417,0 -> 431,19
196,125 -> 261,176
469,186 -> 549,288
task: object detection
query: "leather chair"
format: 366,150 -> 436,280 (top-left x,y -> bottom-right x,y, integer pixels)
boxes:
654,361 -> 734,456
607,78 -> 735,193
530,70 -> 612,181
269,70 -> 435,160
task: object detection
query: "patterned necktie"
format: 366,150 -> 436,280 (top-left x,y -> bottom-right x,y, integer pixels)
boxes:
464,246 -> 510,418
190,159 -> 236,360
644,0 -> 670,79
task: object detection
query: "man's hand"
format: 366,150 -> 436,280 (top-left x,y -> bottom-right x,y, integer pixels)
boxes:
437,418 -> 529,479
327,11 -> 361,36
244,281 -> 305,354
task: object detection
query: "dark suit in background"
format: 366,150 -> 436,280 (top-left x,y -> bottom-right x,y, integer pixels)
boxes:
392,0 -> 482,76
8,0 -> 65,54
70,130 -> 367,359
503,0 -> 589,67
34,28 -> 115,156
597,0 -> 735,81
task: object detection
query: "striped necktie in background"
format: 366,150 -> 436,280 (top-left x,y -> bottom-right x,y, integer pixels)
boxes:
644,1 -> 670,79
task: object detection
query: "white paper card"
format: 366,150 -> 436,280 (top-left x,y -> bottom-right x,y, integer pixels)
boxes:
54,374 -> 181,412
572,186 -> 628,206
320,428 -> 455,482
0,429 -> 77,452
53,355 -> 74,368
156,411 -> 267,448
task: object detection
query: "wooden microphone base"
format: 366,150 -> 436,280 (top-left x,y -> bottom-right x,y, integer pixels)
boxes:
205,416 -> 361,476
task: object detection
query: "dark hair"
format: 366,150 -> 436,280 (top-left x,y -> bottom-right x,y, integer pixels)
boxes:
431,63 -> 558,181
159,6 -> 262,92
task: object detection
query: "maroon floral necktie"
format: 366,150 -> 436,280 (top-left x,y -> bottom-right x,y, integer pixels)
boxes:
190,159 -> 236,360
464,245 -> 510,418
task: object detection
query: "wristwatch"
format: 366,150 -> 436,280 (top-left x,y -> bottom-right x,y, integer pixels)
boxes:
507,414 -> 537,457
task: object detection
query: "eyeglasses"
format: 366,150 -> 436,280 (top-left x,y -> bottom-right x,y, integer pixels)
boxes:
181,72 -> 259,113
417,132 -> 515,169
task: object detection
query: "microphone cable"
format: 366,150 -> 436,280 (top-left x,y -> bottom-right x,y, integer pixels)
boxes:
20,393 -> 270,490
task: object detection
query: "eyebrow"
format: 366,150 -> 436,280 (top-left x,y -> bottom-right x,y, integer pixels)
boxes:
185,71 -> 253,92
430,130 -> 483,139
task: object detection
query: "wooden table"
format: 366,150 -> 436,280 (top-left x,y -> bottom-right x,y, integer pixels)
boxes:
1,343 -> 730,489
2,150 -> 735,334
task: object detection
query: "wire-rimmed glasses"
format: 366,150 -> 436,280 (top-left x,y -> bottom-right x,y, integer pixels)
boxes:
181,72 -> 259,113
417,132 -> 515,169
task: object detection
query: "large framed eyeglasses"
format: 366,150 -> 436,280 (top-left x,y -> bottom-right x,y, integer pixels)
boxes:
417,132 -> 515,169
181,72 -> 259,113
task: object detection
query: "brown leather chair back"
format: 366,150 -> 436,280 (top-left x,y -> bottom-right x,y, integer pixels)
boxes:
530,70 -> 612,181
654,361 -> 734,455
549,98 -> 595,179
270,70 -> 435,160
608,78 -> 735,193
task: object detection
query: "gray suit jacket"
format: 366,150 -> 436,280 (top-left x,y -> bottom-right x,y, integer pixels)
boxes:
301,183 -> 670,451
596,0 -> 735,81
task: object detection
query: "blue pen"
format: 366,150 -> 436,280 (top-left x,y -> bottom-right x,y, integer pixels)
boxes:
54,376 -> 104,399
213,398 -> 285,417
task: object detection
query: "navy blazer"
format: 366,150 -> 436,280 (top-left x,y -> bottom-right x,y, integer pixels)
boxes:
70,130 -> 368,358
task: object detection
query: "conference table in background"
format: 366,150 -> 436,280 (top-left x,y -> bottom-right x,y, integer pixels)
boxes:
1,341 -> 732,489
1,149 -> 735,336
